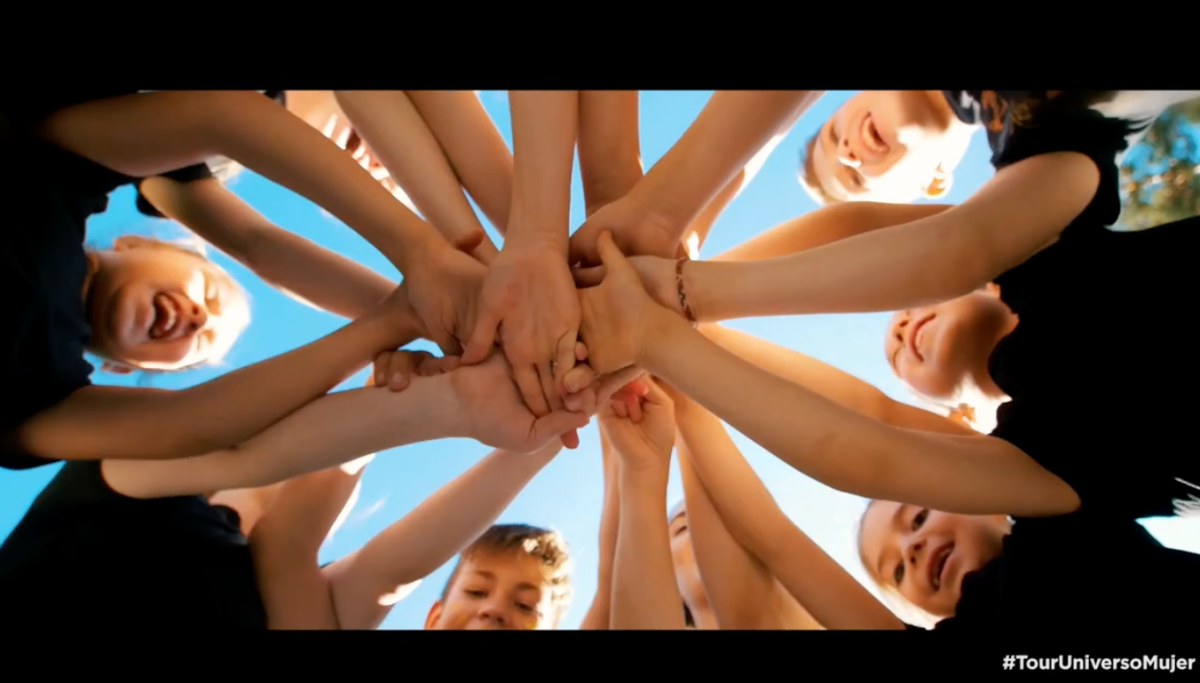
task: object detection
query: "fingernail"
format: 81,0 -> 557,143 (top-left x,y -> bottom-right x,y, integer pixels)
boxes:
391,372 -> 406,388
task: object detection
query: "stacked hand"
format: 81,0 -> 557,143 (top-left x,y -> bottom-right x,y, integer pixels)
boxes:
598,379 -> 676,471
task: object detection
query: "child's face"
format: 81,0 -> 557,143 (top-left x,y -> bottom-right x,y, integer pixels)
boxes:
884,287 -> 1014,401
425,551 -> 558,630
807,91 -> 960,204
85,237 -> 245,371
668,505 -> 703,607
859,502 -> 1010,618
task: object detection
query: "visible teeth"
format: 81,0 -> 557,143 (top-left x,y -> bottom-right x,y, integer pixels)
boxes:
165,303 -> 177,334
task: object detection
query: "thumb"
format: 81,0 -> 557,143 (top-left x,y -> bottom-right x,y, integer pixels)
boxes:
531,410 -> 591,451
461,306 -> 502,365
595,231 -> 632,275
596,366 -> 649,405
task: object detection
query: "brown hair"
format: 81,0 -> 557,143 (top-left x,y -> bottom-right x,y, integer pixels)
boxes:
797,132 -> 840,206
441,523 -> 574,621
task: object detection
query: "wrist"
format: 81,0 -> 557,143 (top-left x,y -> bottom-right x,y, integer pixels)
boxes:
396,230 -> 451,276
503,225 -> 569,256
430,373 -> 472,439
635,307 -> 692,372
619,461 -> 671,491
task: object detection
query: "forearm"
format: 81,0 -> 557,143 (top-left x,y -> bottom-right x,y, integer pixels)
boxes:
687,213 -> 982,321
579,431 -> 621,629
405,91 -> 514,234
644,316 -> 1077,516
674,397 -> 901,630
578,91 -> 643,215
328,442 -> 560,630
102,373 -> 464,498
39,91 -> 446,274
713,202 -> 953,262
612,467 -> 685,630
249,461 -> 369,560
19,312 -> 405,461
636,91 -> 820,236
677,445 -> 777,629
506,91 -> 578,251
333,91 -> 498,257
139,175 -> 397,320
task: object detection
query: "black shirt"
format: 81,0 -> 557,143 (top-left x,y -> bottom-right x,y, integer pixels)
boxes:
0,461 -> 267,629
0,90 -> 280,470
942,91 -> 1200,520
912,512 -> 1200,632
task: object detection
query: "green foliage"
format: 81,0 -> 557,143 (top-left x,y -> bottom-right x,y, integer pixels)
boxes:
1116,99 -> 1200,231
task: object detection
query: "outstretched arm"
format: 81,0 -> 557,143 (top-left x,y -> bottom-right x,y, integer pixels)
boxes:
334,91 -> 500,263
405,91 -> 514,235
319,441 -> 563,630
679,152 -> 1101,321
14,293 -> 415,462
578,429 -> 621,629
37,91 -> 452,277
139,176 -> 395,320
673,395 -> 901,630
699,325 -> 975,436
578,91 -> 643,216
678,442 -> 819,629
642,314 -> 1078,517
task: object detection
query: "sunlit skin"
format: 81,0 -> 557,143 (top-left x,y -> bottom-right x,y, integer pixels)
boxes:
809,91 -> 971,204
83,236 -> 246,372
858,501 -> 1010,618
883,284 -> 1017,402
668,502 -> 709,623
423,551 -> 559,630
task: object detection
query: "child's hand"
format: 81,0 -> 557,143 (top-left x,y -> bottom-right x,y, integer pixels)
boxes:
598,380 -> 676,471
572,254 -> 679,318
569,193 -> 686,267
371,350 -> 460,391
577,231 -> 673,376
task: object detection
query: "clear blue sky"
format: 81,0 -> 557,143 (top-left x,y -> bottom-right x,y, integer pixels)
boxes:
0,91 -> 1195,629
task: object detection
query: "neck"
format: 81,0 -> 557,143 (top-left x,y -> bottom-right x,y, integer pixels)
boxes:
973,312 -> 1020,401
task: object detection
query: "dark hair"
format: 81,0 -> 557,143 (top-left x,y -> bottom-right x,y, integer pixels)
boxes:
440,523 -> 573,619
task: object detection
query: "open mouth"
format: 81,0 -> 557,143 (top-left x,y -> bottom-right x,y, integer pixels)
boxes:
861,115 -> 888,155
149,293 -> 180,340
907,313 -> 935,362
929,543 -> 953,591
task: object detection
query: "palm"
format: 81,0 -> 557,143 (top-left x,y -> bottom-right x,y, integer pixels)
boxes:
451,355 -> 560,452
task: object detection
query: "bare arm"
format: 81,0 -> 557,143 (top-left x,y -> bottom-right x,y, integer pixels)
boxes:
333,91 -> 500,263
248,457 -> 372,629
506,91 -> 578,251
577,91 -> 643,216
37,91 -> 451,276
683,153 -> 1101,321
405,91 -> 514,235
101,372 -> 466,499
320,441 -> 563,630
713,202 -> 953,262
699,325 -> 975,436
678,443 -> 818,629
673,396 -> 902,630
139,176 -> 395,319
15,300 -> 413,462
612,460 -> 686,630
578,429 -> 621,629
633,91 -> 820,239
639,314 -> 1080,517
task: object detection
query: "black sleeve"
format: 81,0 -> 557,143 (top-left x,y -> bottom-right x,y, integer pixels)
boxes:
0,184 -> 96,470
134,163 -> 216,218
993,112 -> 1131,230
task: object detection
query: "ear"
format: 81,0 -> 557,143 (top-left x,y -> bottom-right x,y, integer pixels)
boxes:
423,600 -> 443,630
100,361 -> 133,375
112,235 -> 152,252
920,164 -> 953,198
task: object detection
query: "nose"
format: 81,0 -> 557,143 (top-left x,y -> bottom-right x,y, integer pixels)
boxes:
837,136 -> 862,169
186,300 -> 208,335
891,310 -> 911,342
477,603 -> 508,628
902,533 -> 926,572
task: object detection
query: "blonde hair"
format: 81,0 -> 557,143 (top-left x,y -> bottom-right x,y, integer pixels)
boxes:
89,233 -> 252,373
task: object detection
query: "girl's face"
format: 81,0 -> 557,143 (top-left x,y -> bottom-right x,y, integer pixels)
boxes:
884,285 -> 1015,401
85,236 -> 248,371
858,501 -> 1010,618
668,503 -> 704,608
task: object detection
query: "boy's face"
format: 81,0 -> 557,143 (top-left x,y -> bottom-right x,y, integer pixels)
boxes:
807,91 -> 962,204
424,551 -> 558,630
